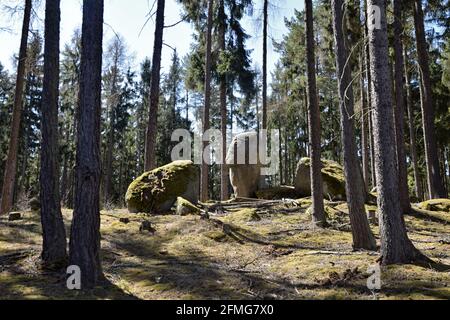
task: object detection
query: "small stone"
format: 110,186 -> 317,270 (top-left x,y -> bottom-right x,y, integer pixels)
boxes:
140,220 -> 156,234
8,212 -> 22,221
29,197 -> 40,212
175,197 -> 200,216
367,210 -> 378,225
262,293 -> 279,300
119,217 -> 130,224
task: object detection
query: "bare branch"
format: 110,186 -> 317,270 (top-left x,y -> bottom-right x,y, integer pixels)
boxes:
164,15 -> 187,29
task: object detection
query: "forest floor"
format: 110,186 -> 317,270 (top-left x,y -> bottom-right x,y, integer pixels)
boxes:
0,198 -> 449,300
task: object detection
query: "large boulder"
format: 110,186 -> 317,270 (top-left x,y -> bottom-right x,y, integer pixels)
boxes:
125,160 -> 199,214
226,132 -> 263,198
294,158 -> 346,200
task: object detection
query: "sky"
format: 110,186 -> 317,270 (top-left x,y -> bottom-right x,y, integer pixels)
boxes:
0,0 -> 302,81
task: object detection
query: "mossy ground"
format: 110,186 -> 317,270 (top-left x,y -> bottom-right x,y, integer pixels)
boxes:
0,199 -> 449,300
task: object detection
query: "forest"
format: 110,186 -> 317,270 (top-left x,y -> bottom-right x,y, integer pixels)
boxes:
0,0 -> 449,302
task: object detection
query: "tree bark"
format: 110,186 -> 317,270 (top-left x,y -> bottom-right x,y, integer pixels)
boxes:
284,128 -> 288,184
305,0 -> 326,227
201,0 -> 213,202
0,0 -> 32,215
367,0 -> 428,264
262,0 -> 268,130
144,0 -> 165,171
364,0 -> 376,189
393,0 -> 411,213
69,0 -> 104,288
404,50 -> 424,201
332,0 -> 376,250
40,0 -> 67,268
413,0 -> 445,199
360,54 -> 370,191
219,0 -> 229,201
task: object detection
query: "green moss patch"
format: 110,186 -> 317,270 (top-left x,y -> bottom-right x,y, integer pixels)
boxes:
222,208 -> 261,224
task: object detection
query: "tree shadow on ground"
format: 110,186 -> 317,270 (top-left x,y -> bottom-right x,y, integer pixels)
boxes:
408,208 -> 449,225
0,251 -> 139,300
1,207 -> 449,300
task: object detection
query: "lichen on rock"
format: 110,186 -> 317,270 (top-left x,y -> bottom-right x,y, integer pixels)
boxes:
125,160 -> 199,214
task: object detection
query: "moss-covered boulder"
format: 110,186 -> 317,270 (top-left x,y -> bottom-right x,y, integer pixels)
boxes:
174,197 -> 201,216
256,186 -> 299,200
125,160 -> 199,214
417,199 -> 450,213
294,158 -> 346,200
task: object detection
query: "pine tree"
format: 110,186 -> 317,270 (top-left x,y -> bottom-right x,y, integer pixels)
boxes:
367,0 -> 429,264
201,0 -> 214,202
305,0 -> 326,227
144,0 -> 165,171
69,0 -> 105,288
40,0 -> 67,268
60,30 -> 81,208
413,0 -> 446,199
332,0 -> 376,250
0,0 -> 32,215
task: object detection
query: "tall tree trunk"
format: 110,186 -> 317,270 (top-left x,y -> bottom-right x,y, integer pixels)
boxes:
443,147 -> 449,196
40,0 -> 67,268
413,0 -> 445,199
369,109 -> 376,187
393,0 -> 411,213
284,128 -> 288,185
404,50 -> 424,200
0,0 -> 32,215
262,0 -> 268,130
219,0 -> 229,201
279,129 -> 283,185
69,0 -> 104,288
201,0 -> 214,202
332,0 -> 376,250
144,0 -> 165,171
305,0 -> 326,227
367,0 -> 429,264
364,0 -> 376,189
360,54 -> 370,191
104,48 -> 120,203
60,153 -> 68,204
